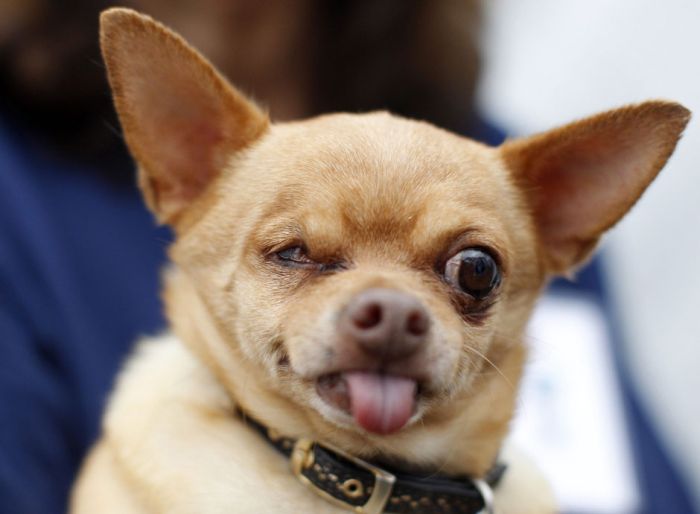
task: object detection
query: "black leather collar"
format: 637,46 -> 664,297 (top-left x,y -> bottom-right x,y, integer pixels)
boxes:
239,410 -> 505,514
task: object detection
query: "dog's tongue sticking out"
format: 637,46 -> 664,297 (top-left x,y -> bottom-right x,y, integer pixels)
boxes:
344,371 -> 416,435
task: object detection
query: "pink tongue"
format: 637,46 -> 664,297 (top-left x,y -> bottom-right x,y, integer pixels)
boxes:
344,371 -> 417,435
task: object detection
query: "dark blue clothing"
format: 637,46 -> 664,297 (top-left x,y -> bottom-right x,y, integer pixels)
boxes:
0,121 -> 169,513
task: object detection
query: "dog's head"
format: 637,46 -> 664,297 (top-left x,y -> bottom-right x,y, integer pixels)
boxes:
100,9 -> 689,471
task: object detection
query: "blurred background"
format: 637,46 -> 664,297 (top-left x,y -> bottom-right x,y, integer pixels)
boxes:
0,1 -> 697,513
480,2 -> 700,513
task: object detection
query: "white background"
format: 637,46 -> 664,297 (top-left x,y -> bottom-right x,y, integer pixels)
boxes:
516,297 -> 638,513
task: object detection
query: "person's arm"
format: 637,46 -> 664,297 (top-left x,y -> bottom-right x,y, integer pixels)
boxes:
0,266 -> 81,514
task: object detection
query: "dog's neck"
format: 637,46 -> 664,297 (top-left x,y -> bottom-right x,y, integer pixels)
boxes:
163,266 -> 526,477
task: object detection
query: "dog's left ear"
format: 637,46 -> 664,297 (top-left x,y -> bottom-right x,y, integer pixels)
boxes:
501,101 -> 690,274
100,8 -> 269,225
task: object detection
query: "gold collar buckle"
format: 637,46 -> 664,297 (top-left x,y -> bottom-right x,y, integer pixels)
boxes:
291,438 -> 396,514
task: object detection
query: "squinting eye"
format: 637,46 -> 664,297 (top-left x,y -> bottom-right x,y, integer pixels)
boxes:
275,246 -> 314,266
444,248 -> 501,300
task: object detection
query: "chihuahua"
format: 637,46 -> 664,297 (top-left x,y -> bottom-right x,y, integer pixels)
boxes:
71,8 -> 690,514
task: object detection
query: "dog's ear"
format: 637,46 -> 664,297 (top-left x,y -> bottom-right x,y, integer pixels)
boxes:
501,101 -> 690,274
100,8 -> 268,224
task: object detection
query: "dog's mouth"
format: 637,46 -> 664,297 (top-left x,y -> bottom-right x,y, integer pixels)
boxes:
316,372 -> 420,435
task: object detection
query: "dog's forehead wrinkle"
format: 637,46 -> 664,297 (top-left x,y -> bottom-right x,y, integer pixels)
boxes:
242,114 -> 505,253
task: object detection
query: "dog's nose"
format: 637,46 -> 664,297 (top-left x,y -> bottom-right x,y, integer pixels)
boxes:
340,288 -> 429,360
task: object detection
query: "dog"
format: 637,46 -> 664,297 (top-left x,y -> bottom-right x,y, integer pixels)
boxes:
70,8 -> 690,514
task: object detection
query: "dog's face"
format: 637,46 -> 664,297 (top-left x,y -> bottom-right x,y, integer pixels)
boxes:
100,8 -> 689,466
179,114 -> 542,436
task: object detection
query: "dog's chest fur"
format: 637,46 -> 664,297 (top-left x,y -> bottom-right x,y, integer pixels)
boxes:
74,334 -> 554,514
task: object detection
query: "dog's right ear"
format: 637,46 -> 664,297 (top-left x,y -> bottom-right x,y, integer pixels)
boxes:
100,8 -> 269,224
501,101 -> 689,275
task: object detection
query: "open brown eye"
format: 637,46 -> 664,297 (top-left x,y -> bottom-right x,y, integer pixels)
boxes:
444,248 -> 501,299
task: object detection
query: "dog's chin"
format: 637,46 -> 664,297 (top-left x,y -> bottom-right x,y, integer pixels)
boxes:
312,371 -> 427,436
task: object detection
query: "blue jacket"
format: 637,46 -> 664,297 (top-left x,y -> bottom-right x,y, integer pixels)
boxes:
0,121 -> 169,513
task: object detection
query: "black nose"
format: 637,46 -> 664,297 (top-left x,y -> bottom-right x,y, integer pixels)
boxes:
339,288 -> 430,360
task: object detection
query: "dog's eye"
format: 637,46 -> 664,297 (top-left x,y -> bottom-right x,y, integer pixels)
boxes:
444,248 -> 500,299
276,246 -> 314,266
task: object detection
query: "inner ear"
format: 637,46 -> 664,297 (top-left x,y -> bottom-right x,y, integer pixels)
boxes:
501,101 -> 690,273
100,8 -> 269,224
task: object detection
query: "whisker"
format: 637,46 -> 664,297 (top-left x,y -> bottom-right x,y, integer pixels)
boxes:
463,344 -> 515,391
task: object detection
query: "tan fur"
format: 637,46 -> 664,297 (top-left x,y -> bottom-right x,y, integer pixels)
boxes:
72,8 -> 690,514
501,102 -> 691,273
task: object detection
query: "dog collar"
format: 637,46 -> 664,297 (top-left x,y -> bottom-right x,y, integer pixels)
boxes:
239,411 -> 505,514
